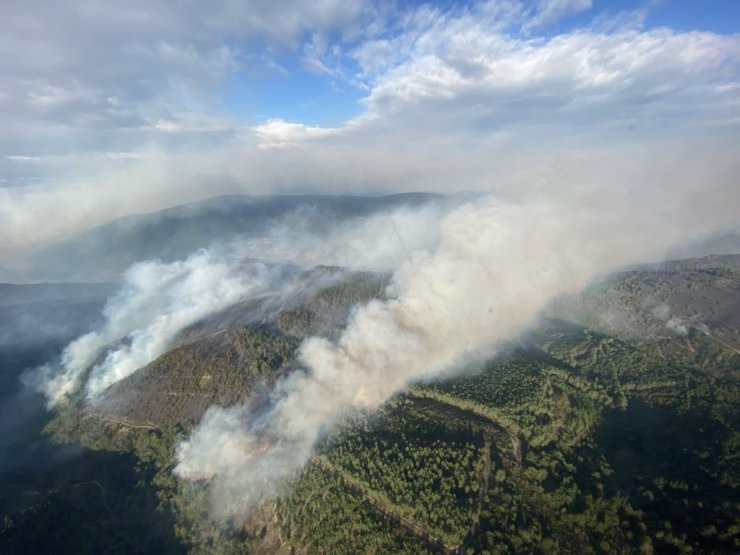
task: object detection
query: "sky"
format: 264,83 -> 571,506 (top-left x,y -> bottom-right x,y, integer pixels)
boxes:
10,0 -> 738,524
0,0 -> 739,261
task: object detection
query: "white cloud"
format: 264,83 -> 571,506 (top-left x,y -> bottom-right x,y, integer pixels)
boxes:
252,119 -> 342,147
358,13 -> 740,130
0,1 -> 377,176
528,0 -> 592,30
6,156 -> 41,162
301,33 -> 346,76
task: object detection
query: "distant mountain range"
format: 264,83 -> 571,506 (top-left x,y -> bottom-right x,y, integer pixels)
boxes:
12,192 -> 740,283
26,193 -> 454,282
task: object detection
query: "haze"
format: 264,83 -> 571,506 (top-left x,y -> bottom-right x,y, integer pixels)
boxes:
1,0 -> 739,264
1,0 -> 739,543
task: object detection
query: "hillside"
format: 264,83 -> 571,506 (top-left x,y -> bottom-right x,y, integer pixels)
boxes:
548,255 -> 740,360
26,193 -> 450,282
8,256 -> 739,554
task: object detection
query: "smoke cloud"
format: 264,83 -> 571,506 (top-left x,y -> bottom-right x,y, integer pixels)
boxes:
4,0 -> 738,537
653,302 -> 710,337
38,251 -> 284,407
26,139 -> 739,521
227,200 -> 451,272
34,198 -> 461,407
174,170 -> 740,518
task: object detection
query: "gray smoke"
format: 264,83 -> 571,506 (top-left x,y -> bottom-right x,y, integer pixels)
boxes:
174,167 -> 740,518
35,199 -> 455,407
653,302 -> 710,337
38,250 -> 278,407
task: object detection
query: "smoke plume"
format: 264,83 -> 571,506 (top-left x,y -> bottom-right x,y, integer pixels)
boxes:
35,199 -> 458,407
27,143 -> 739,520
174,176 -> 740,519
38,251 -> 284,407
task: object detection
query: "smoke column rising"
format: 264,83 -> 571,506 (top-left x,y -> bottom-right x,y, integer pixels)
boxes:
35,200 -> 456,407
174,182 -> 740,519
39,251 -> 284,407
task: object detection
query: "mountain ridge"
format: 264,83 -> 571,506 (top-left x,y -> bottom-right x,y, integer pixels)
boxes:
25,192 -> 456,282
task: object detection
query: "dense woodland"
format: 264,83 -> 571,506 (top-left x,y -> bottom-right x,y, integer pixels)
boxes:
2,261 -> 739,554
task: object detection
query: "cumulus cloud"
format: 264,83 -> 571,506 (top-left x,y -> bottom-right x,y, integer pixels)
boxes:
0,0 -> 375,178
358,10 -> 740,129
252,119 -> 341,148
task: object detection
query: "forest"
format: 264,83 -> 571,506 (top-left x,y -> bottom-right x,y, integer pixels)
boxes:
2,260 -> 738,554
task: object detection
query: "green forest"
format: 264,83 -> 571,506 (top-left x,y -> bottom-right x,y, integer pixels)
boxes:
2,262 -> 738,554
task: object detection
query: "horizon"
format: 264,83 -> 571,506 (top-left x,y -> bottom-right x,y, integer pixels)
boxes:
1,0 -> 739,261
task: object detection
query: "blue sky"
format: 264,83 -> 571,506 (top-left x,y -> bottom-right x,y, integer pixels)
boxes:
0,1 -> 737,154
216,1 -> 740,128
0,0 -> 738,258
641,0 -> 740,34
221,57 -> 365,127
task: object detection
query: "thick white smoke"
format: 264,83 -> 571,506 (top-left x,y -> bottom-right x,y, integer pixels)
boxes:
174,180 -> 740,518
38,250 -> 283,407
228,201 -> 450,272
36,200 -> 455,408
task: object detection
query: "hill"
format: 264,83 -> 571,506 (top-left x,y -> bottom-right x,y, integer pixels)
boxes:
26,193 -> 450,282
8,256 -> 740,554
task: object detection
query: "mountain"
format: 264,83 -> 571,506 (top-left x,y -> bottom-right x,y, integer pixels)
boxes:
549,254 -> 740,352
20,255 -> 739,554
26,193 -> 451,282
